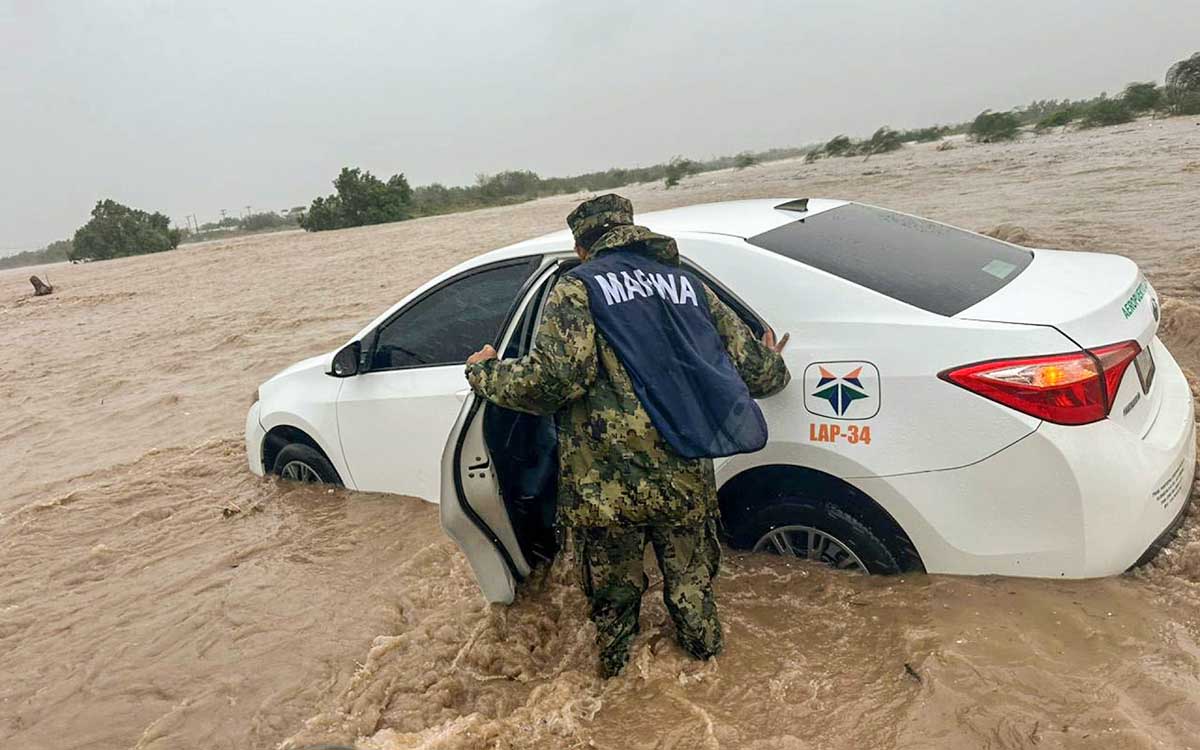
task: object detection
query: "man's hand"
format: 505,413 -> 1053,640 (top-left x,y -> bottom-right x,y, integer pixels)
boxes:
762,328 -> 790,353
467,344 -> 498,365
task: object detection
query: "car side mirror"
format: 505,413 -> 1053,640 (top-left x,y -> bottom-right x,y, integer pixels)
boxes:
330,341 -> 362,377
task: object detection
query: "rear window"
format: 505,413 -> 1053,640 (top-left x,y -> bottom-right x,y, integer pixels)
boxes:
747,203 -> 1032,316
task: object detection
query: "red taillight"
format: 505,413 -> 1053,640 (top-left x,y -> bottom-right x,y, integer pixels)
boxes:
939,340 -> 1141,426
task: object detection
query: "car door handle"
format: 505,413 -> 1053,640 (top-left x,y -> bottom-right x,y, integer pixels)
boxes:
455,389 -> 471,401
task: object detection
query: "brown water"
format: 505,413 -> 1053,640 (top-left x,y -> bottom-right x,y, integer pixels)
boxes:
2,117 -> 1199,750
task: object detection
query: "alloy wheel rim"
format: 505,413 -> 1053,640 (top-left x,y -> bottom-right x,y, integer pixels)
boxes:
280,460 -> 323,484
752,524 -> 867,572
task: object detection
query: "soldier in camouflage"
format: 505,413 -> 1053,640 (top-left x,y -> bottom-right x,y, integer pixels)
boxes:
466,194 -> 790,677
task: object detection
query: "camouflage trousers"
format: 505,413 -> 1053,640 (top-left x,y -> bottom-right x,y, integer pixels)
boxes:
573,517 -> 723,678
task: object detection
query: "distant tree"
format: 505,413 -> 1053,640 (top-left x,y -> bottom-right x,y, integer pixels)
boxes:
1165,51 -> 1200,114
70,199 -> 181,262
1035,107 -> 1077,130
1078,98 -> 1135,128
475,170 -> 542,200
969,110 -> 1021,142
663,156 -> 697,189
896,125 -> 949,143
862,126 -> 902,158
299,167 -> 414,231
823,135 -> 854,157
733,152 -> 758,169
1121,82 -> 1162,112
301,195 -> 343,232
240,212 -> 290,231
1170,91 -> 1200,115
0,239 -> 73,271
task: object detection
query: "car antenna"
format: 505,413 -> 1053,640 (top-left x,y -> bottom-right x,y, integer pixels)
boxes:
775,198 -> 809,213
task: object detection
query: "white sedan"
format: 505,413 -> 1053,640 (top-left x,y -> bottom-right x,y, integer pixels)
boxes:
245,199 -> 1196,603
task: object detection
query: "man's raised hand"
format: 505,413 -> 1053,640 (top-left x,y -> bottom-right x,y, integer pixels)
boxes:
762,328 -> 790,353
467,344 -> 498,365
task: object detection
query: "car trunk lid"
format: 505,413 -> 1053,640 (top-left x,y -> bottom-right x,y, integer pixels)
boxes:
958,248 -> 1162,436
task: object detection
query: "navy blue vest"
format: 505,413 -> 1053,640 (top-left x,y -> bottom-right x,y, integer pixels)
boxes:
568,249 -> 768,459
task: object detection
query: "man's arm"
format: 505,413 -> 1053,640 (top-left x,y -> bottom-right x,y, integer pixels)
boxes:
465,277 -> 597,415
705,285 -> 791,398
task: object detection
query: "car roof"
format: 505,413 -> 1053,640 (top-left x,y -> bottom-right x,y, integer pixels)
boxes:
473,198 -> 849,264
353,198 -> 854,344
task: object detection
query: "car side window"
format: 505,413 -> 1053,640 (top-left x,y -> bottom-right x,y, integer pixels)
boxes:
684,260 -> 766,338
371,259 -> 538,370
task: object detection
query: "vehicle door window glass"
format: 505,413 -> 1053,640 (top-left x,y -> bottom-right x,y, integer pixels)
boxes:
371,259 -> 538,370
684,261 -> 766,337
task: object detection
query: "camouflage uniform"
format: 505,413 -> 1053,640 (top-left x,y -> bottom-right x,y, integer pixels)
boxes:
467,194 -> 790,676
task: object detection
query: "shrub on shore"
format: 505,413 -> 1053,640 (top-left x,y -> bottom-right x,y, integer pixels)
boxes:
896,125 -> 950,143
70,200 -> 181,262
733,152 -> 758,170
0,239 -> 72,270
1078,98 -> 1135,129
1122,82 -> 1162,112
969,110 -> 1021,142
822,135 -> 853,157
664,157 -> 698,188
1035,108 -> 1077,130
300,168 -> 413,231
862,126 -> 902,157
1171,92 -> 1200,115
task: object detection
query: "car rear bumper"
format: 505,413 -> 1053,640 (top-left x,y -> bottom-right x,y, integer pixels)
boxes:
1130,483 -> 1193,569
854,341 -> 1196,578
246,401 -> 266,477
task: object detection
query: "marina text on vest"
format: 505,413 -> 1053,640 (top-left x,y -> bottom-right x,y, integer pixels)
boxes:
591,269 -> 700,307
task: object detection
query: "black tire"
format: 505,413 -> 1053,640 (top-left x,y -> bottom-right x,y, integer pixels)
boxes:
729,498 -> 901,574
271,443 -> 341,485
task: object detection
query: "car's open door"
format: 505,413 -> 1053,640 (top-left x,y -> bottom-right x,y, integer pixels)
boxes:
440,259 -> 569,603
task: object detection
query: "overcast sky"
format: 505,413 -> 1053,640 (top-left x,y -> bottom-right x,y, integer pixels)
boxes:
2,0 -> 1197,250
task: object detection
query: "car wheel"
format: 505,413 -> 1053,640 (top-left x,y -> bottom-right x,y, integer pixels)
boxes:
272,443 -> 340,485
732,499 -> 901,574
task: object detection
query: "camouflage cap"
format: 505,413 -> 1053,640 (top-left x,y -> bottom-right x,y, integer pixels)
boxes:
567,194 -> 634,249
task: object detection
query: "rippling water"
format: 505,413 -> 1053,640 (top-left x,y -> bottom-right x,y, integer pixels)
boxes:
2,117 -> 1198,749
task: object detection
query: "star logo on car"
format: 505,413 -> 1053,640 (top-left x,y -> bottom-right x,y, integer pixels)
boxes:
811,366 -> 871,416
803,361 -> 880,420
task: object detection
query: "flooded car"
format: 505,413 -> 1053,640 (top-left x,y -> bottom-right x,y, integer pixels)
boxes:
246,199 -> 1196,602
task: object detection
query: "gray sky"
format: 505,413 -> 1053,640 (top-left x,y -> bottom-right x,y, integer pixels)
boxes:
2,0 -> 1197,250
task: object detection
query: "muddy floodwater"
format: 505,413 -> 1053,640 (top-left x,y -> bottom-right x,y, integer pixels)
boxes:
3,118 -> 1200,749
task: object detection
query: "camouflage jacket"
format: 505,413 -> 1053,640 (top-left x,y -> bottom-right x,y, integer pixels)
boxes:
466,226 -> 790,528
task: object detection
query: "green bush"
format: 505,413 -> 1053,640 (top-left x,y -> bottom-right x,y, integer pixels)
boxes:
475,170 -> 542,200
896,125 -> 949,143
1122,82 -> 1162,112
823,135 -> 853,157
0,239 -> 72,270
70,200 -> 181,262
863,126 -> 902,156
300,167 -> 414,231
240,212 -> 291,231
733,152 -> 758,169
1078,98 -> 1135,128
969,110 -> 1021,142
1168,90 -> 1200,115
663,156 -> 697,189
1035,108 -> 1077,130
